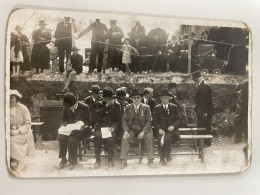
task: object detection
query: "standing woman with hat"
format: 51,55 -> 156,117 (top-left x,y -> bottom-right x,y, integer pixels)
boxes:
9,90 -> 35,174
31,20 -> 52,74
10,31 -> 23,77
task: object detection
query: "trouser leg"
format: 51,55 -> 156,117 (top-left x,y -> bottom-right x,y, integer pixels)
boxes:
120,131 -> 135,160
94,130 -> 102,162
197,115 -> 212,145
89,44 -> 98,73
164,132 -> 174,161
97,45 -> 104,73
143,131 -> 154,160
58,47 -> 65,73
158,134 -> 165,161
106,132 -> 116,162
64,71 -> 76,90
58,134 -> 69,159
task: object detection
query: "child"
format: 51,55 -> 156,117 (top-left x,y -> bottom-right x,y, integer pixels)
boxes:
10,32 -> 23,77
121,38 -> 138,73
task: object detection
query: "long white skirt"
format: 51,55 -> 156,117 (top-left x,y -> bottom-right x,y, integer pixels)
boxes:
10,46 -> 24,63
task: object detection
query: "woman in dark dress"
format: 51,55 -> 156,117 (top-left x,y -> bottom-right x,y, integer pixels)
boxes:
31,20 -> 52,74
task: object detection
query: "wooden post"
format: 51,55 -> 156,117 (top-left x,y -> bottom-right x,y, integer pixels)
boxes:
188,25 -> 192,74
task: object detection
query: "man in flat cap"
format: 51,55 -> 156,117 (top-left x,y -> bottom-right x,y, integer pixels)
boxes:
61,46 -> 83,93
84,85 -> 103,127
120,89 -> 155,168
93,88 -> 121,168
192,70 -> 214,146
78,19 -> 108,73
58,93 -> 91,170
153,88 -> 182,165
55,17 -> 77,73
105,20 -> 124,72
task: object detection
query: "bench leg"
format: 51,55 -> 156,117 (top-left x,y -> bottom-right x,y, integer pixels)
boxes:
194,131 -> 198,152
138,140 -> 142,164
199,139 -> 204,162
78,142 -> 82,161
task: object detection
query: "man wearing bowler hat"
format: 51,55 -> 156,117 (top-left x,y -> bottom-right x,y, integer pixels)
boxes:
58,93 -> 91,170
84,85 -> 103,127
120,89 -> 155,168
78,19 -> 108,73
55,17 -> 76,73
61,46 -> 83,93
153,88 -> 182,166
192,70 -> 214,147
93,88 -> 121,168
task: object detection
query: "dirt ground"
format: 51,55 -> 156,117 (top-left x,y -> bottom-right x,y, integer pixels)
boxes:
17,136 -> 248,178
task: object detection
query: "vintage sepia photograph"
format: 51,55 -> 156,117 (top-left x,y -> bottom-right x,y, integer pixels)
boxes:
5,8 -> 251,178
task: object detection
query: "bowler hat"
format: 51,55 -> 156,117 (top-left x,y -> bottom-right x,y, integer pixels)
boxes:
64,17 -> 71,20
201,30 -> 209,36
63,93 -> 77,108
158,88 -> 172,97
38,20 -> 47,26
116,88 -> 126,98
15,25 -> 22,32
102,88 -> 113,98
89,85 -> 101,94
192,70 -> 202,80
130,89 -> 143,97
71,46 -> 81,51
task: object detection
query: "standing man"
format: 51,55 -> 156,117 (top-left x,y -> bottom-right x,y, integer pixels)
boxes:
129,21 -> 146,73
84,85 -> 102,127
94,88 -> 121,168
192,70 -> 214,147
78,19 -> 108,73
58,93 -> 92,170
141,88 -> 156,114
106,20 -> 124,72
153,88 -> 182,166
120,89 -> 155,168
61,46 -> 83,93
55,17 -> 76,73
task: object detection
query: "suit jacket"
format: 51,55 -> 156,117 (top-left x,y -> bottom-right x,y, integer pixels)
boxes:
141,98 -> 156,114
70,54 -> 83,74
194,81 -> 214,117
122,103 -> 152,133
153,103 -> 181,138
130,24 -> 146,48
84,96 -> 103,126
78,22 -> 108,41
54,22 -> 74,48
95,101 -> 122,132
106,26 -> 124,45
62,102 -> 91,128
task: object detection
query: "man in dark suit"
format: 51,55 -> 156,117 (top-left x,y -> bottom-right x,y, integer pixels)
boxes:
106,20 -> 124,72
153,88 -> 182,166
58,93 -> 92,170
94,88 -> 121,168
84,85 -> 102,127
78,19 -> 108,73
120,89 -> 155,168
141,88 -> 156,114
192,70 -> 214,146
62,47 -> 83,93
55,17 -> 76,73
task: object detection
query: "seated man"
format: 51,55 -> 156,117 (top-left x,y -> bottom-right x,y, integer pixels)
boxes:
61,46 -> 83,93
58,93 -> 91,170
120,89 -> 155,168
153,88 -> 181,166
94,88 -> 121,168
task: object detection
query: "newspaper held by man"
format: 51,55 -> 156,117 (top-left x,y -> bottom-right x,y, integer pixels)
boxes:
58,121 -> 84,136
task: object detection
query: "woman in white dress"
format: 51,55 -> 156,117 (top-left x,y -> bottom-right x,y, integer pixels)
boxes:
10,32 -> 23,77
121,38 -> 138,73
9,90 -> 34,174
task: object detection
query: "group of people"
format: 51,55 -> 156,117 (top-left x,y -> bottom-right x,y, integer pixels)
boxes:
58,70 -> 214,170
10,16 -> 248,79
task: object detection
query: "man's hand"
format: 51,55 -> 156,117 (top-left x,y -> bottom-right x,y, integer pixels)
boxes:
122,131 -> 129,140
158,129 -> 165,135
10,130 -> 20,136
168,126 -> 174,131
109,127 -> 115,132
138,131 -> 145,140
224,61 -> 228,66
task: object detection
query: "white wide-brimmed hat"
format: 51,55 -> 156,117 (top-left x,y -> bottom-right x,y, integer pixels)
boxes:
10,89 -> 22,98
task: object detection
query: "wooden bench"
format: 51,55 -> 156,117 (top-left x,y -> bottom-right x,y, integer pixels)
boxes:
31,122 -> 44,143
179,135 -> 213,162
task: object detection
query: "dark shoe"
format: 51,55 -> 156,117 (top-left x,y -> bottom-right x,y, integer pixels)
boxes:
119,160 -> 127,169
108,161 -> 114,168
59,158 -> 67,169
148,160 -> 156,168
94,161 -> 100,169
159,160 -> 166,166
69,163 -> 75,170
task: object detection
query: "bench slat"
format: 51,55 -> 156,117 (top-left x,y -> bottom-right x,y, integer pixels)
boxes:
179,128 -> 206,131
180,135 -> 213,139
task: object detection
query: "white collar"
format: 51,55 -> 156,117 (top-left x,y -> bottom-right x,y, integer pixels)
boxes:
199,79 -> 204,86
163,103 -> 169,109
134,103 -> 140,109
